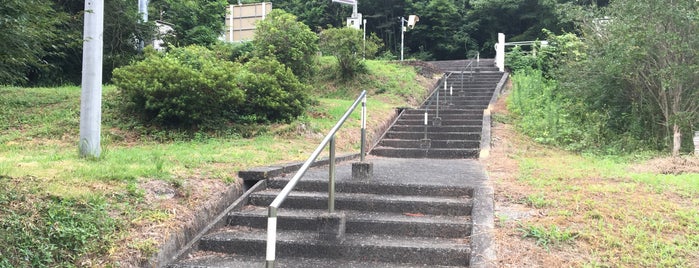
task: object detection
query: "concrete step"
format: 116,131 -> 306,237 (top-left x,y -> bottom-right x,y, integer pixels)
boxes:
197,228 -> 470,266
265,179 -> 472,197
389,125 -> 482,133
421,103 -> 489,110
393,119 -> 482,126
228,206 -> 471,238
423,97 -> 492,102
383,131 -> 481,141
424,95 -> 493,101
171,254 -> 468,268
400,114 -> 484,121
248,190 -> 473,216
370,147 -> 479,159
402,109 -> 484,115
378,139 -> 480,149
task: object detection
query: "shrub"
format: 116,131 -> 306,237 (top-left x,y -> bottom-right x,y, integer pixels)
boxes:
237,57 -> 310,123
112,45 -> 244,129
253,10 -> 319,80
320,27 -> 369,79
210,41 -> 255,63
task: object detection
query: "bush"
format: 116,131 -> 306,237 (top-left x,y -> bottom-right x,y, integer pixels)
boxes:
253,10 -> 319,80
237,57 -> 310,123
210,41 -> 255,63
319,27 -> 369,79
112,46 -> 244,129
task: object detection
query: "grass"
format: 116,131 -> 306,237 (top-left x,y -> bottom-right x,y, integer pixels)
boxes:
0,58 -> 433,267
505,122 -> 699,266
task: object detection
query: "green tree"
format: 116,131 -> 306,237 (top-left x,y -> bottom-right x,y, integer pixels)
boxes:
406,0 -> 468,60
253,9 -> 319,80
271,0 -> 347,31
0,0 -> 65,85
584,0 -> 699,155
542,0 -> 699,154
150,0 -> 227,46
3,0 -> 155,86
320,27 -> 382,79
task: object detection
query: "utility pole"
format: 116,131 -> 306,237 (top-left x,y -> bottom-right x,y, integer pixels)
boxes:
79,0 -> 104,158
138,0 -> 148,51
363,19 -> 367,59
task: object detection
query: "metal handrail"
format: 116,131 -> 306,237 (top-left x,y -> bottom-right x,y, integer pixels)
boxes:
265,90 -> 368,268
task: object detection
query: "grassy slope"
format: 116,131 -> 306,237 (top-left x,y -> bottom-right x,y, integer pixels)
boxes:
0,59 -> 434,267
491,91 -> 699,267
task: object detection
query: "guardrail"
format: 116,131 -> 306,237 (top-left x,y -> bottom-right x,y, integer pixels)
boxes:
265,90 -> 368,268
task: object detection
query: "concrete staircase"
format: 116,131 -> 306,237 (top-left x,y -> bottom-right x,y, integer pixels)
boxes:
371,60 -> 505,159
170,158 -> 482,267
168,60 -> 500,268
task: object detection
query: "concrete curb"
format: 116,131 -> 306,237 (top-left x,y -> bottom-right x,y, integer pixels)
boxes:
469,185 -> 496,268
471,71 -> 508,267
146,179 -> 246,267
480,72 -> 509,159
153,180 -> 267,267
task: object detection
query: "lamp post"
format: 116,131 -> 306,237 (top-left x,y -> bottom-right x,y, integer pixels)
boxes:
400,15 -> 418,61
400,17 -> 405,61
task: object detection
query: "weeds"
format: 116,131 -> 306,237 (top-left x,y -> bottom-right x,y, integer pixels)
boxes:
520,224 -> 578,249
0,179 -> 122,267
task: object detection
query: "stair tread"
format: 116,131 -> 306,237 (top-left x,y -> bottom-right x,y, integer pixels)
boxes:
372,147 -> 479,151
173,252 -> 467,268
203,227 -> 470,249
231,206 -> 471,225
252,189 -> 471,204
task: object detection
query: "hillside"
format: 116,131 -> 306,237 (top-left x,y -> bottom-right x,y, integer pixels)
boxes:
0,59 -> 437,267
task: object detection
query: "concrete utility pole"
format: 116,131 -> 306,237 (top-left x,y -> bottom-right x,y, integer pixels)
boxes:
79,0 -> 104,158
138,0 -> 148,51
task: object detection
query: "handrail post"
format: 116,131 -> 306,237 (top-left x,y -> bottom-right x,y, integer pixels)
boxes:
360,95 -> 367,162
436,83 -> 440,119
328,135 -> 336,213
264,90 -> 365,265
266,207 -> 278,268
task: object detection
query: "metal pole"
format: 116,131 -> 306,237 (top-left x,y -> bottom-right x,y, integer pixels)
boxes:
328,136 -> 336,213
266,207 -> 277,268
436,86 -> 440,119
79,0 -> 104,158
360,95 -> 367,162
400,17 -> 405,61
424,112 -> 428,140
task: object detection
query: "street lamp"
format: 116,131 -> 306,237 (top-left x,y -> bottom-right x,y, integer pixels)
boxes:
400,15 -> 419,61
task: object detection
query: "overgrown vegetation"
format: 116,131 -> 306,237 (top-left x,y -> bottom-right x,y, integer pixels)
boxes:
319,27 -> 384,80
506,0 -> 698,155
